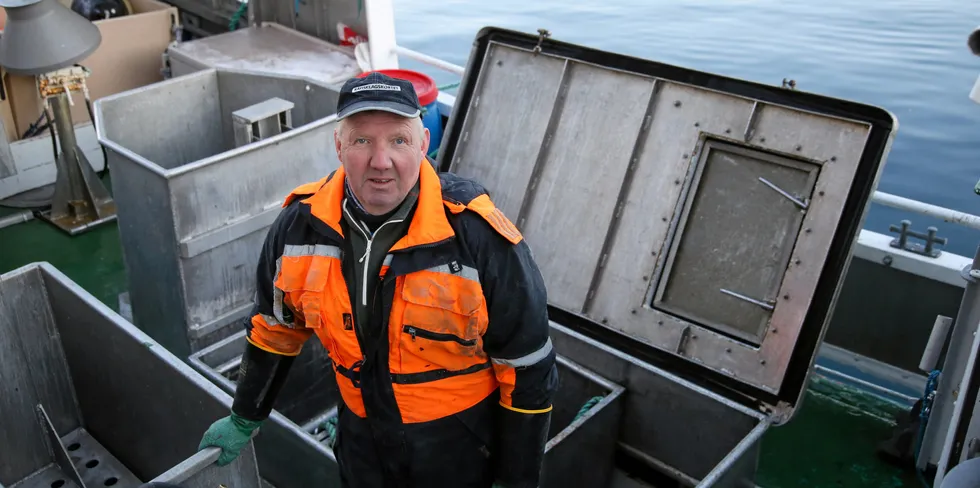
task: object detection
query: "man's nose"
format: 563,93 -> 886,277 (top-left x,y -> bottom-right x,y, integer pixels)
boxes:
369,147 -> 394,170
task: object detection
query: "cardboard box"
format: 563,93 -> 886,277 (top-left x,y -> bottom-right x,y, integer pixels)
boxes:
0,0 -> 178,140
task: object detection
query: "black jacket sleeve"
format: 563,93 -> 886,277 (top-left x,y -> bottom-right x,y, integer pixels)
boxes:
234,201 -> 310,421
466,213 -> 559,488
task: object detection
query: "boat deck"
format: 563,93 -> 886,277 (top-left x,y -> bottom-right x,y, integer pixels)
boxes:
0,196 -> 922,487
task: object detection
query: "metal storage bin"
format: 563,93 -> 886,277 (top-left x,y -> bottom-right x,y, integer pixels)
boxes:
189,330 -> 626,488
166,23 -> 360,87
93,68 -> 343,359
437,27 -> 897,486
0,262 -> 261,488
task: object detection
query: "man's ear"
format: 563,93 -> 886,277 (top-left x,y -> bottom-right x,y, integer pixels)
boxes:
421,127 -> 431,157
334,126 -> 343,160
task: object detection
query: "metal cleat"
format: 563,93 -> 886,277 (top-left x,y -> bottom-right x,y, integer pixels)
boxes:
888,219 -> 947,258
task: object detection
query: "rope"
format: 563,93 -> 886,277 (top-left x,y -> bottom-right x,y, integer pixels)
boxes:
575,396 -> 604,421
320,415 -> 338,447
913,369 -> 942,488
437,82 -> 461,92
229,0 -> 248,30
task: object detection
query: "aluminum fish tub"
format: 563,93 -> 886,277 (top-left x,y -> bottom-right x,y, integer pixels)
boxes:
0,262 -> 261,488
93,67 -> 343,359
189,330 -> 625,487
436,27 -> 898,486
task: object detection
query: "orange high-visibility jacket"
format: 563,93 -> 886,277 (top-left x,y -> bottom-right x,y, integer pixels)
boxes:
245,160 -> 558,484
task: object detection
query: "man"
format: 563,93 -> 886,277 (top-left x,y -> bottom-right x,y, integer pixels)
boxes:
197,72 -> 559,488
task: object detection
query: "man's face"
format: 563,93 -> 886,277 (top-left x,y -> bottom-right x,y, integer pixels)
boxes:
335,111 -> 429,215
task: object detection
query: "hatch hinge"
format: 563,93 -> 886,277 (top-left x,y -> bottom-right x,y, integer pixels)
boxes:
888,219 -> 947,258
533,28 -> 551,55
781,78 -> 797,90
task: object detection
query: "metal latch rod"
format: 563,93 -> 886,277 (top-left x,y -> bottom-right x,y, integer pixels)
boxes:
720,288 -> 775,311
758,177 -> 808,210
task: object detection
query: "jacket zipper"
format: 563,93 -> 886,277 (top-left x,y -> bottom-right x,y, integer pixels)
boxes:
342,204 -> 404,307
403,325 -> 476,346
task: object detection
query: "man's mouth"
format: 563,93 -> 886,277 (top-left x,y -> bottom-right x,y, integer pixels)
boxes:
369,178 -> 393,184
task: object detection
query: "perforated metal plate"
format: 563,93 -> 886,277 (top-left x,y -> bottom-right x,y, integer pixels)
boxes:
439,27 -> 896,408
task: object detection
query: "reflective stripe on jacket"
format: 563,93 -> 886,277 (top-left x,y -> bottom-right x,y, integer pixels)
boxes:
244,160 -> 557,430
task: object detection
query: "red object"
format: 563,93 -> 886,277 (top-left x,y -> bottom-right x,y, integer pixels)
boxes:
357,69 -> 439,106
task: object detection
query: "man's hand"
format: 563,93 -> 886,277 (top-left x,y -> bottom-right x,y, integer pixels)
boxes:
197,413 -> 263,466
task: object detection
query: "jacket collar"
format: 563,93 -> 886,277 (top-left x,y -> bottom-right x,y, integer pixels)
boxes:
292,160 -> 455,251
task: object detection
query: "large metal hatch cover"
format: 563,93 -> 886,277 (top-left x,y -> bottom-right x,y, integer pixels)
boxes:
438,27 -> 897,415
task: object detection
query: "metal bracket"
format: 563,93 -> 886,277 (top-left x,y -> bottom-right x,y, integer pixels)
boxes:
888,219 -> 947,258
758,176 -> 808,210
781,78 -> 797,90
720,288 -> 775,311
532,28 -> 551,55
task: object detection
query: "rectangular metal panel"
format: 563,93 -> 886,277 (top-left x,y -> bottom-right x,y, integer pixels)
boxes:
518,60 -> 656,312
0,268 -> 81,484
548,323 -> 764,482
446,43 -> 566,220
95,68 -> 343,357
654,141 -> 819,345
104,146 -> 190,356
443,30 -> 888,402
96,70 -> 223,171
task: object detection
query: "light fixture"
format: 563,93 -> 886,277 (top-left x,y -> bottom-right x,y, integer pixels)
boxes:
0,0 -> 116,235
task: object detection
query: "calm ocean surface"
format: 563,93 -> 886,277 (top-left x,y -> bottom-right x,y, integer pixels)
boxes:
392,0 -> 980,257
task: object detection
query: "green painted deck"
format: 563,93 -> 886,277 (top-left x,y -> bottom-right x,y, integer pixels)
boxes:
0,198 -> 924,488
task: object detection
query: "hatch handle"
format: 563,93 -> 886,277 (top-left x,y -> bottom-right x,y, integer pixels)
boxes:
720,288 -> 775,311
758,177 -> 808,210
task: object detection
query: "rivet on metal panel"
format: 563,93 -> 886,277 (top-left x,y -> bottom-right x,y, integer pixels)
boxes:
725,128 -> 732,134
760,137 -> 767,143
631,309 -> 637,314
819,191 -> 825,197
795,144 -> 803,151
661,217 -> 667,222
497,60 -> 503,66
760,359 -> 767,365
783,295 -> 790,300
694,122 -> 700,127
674,180 -> 680,185
831,156 -> 838,162
642,275 -> 648,281
674,100 -> 682,107
726,348 -> 732,353
805,228 -> 812,233
658,320 -> 664,326
772,329 -> 778,334
795,259 -> 802,265
601,318 -> 608,324
682,153 -> 689,159
882,255 -> 894,266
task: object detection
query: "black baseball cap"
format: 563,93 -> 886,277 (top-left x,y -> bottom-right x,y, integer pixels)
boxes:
336,72 -> 422,119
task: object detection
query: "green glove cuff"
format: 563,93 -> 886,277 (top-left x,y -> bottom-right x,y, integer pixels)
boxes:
230,412 -> 263,434
199,414 -> 263,466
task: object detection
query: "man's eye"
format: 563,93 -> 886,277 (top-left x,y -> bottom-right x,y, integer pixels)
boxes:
395,137 -> 409,145
354,138 -> 368,144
